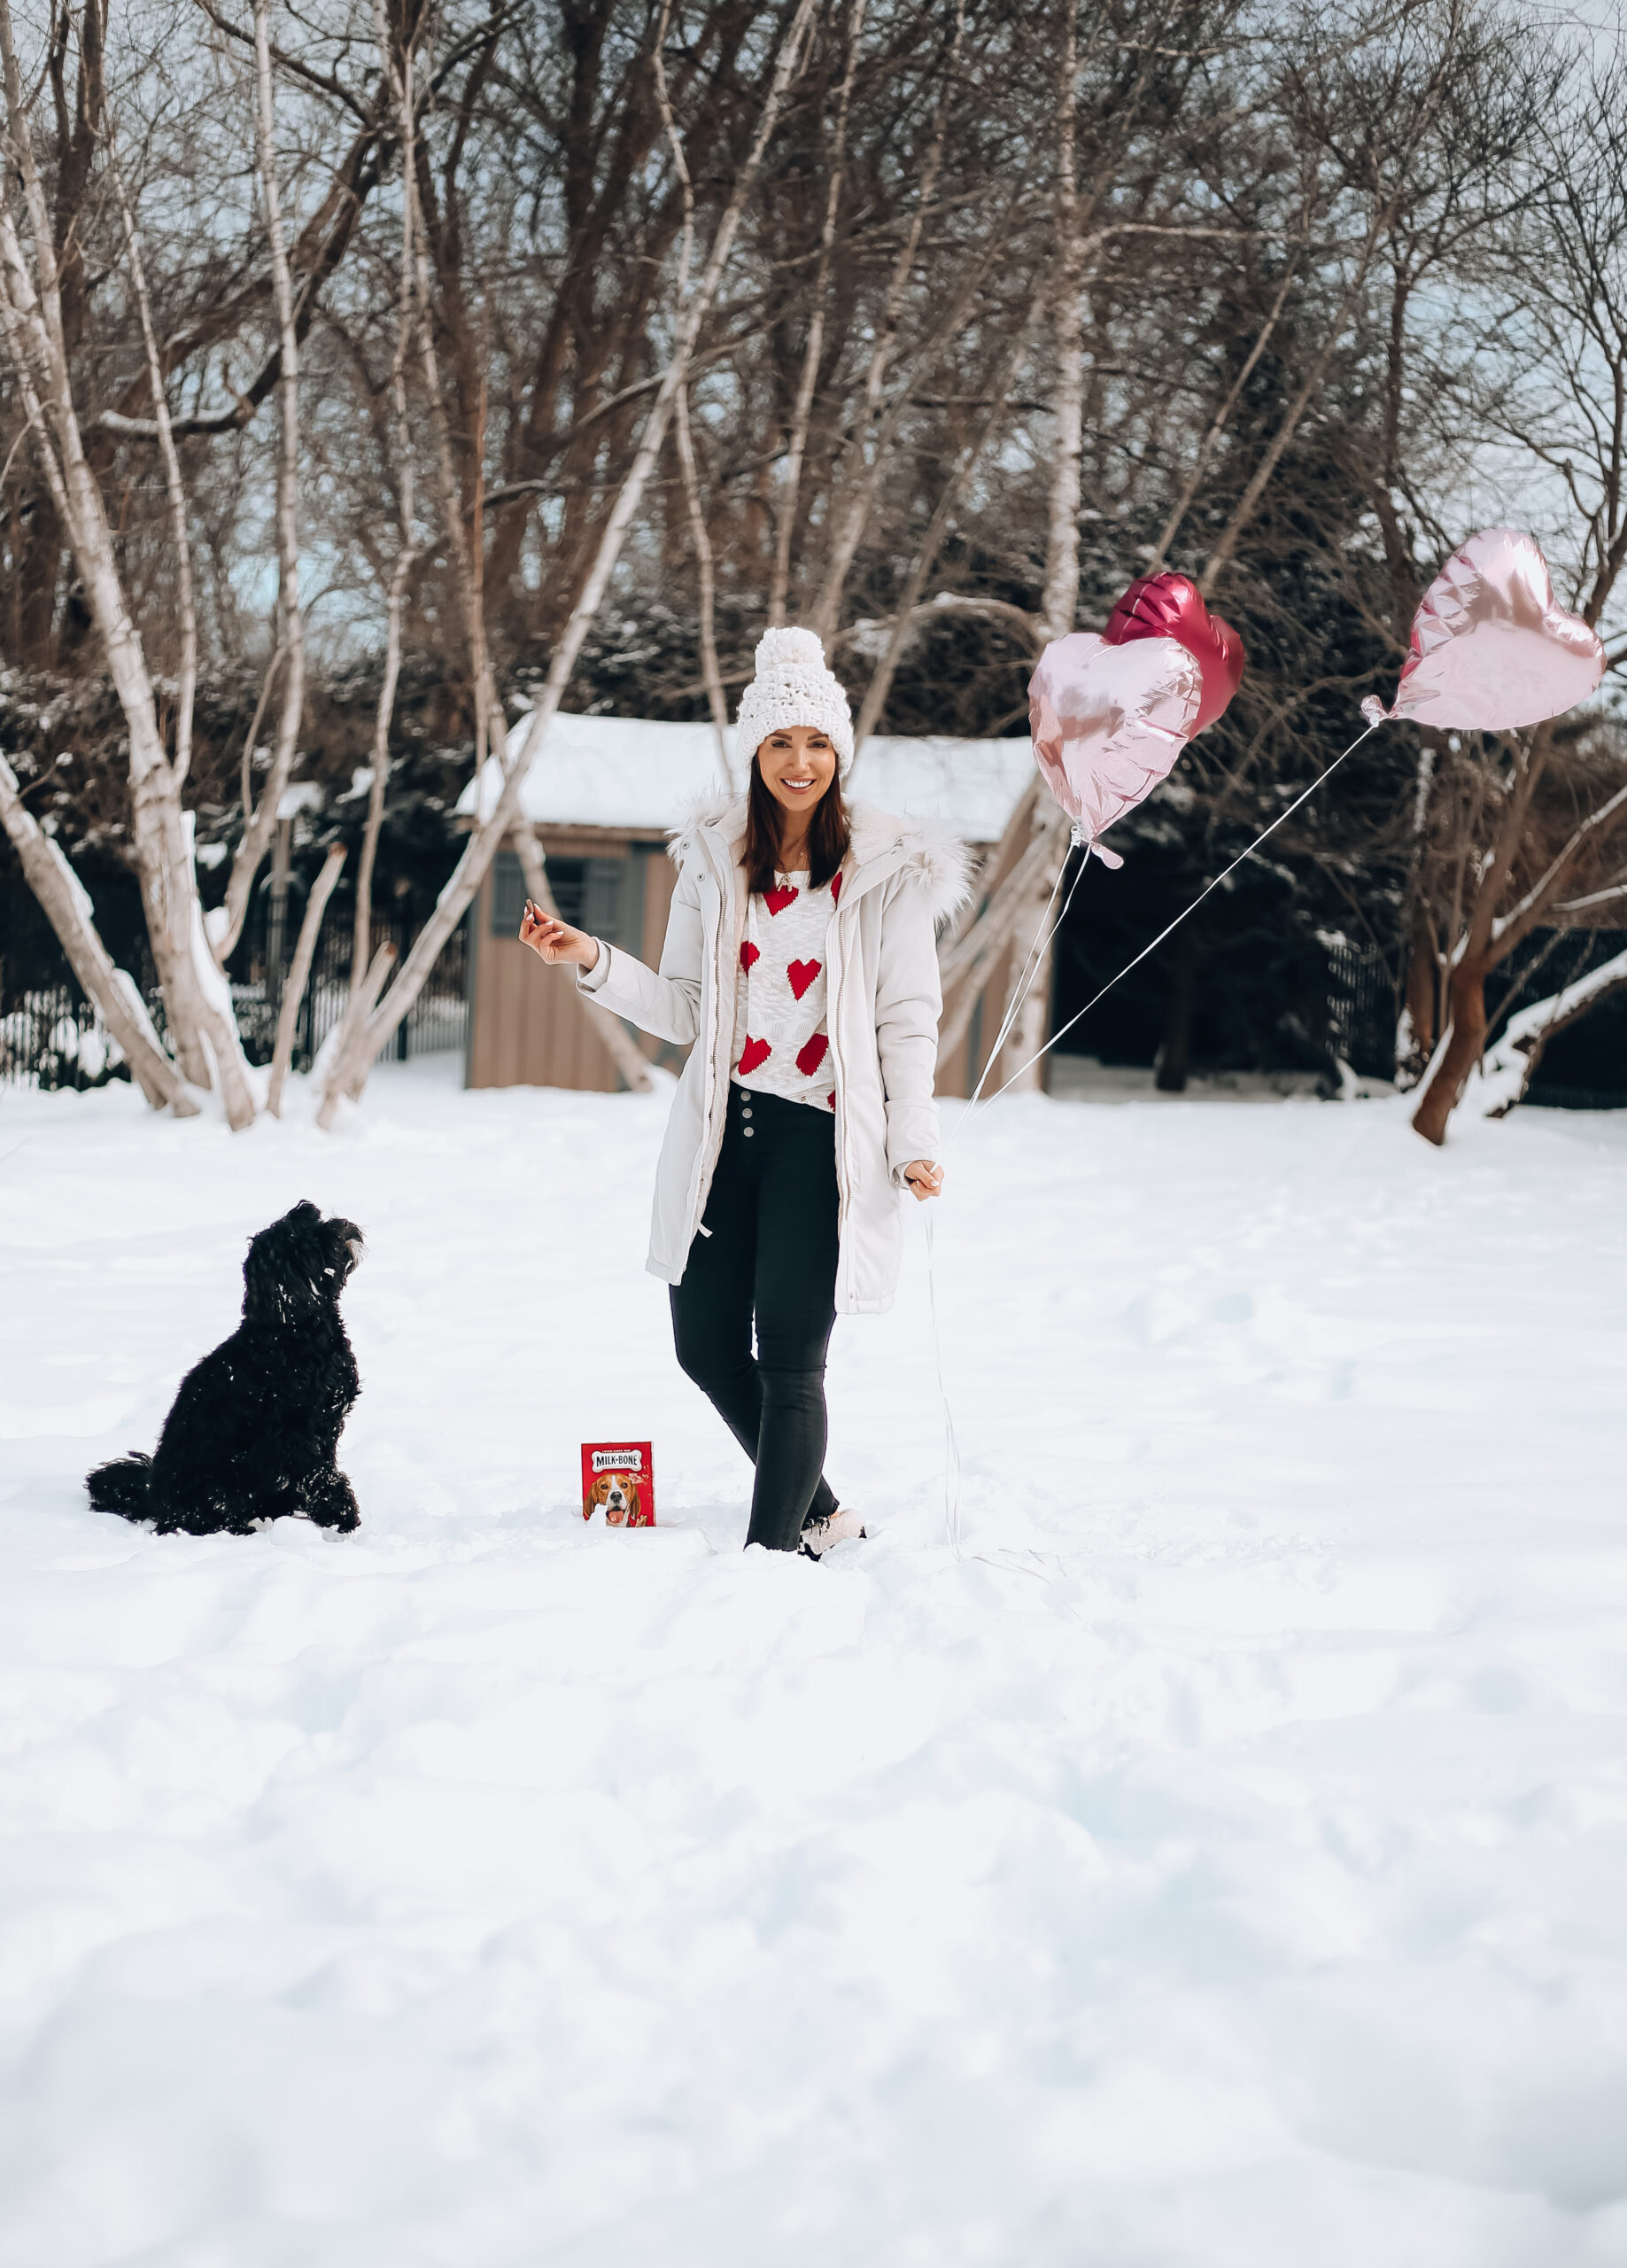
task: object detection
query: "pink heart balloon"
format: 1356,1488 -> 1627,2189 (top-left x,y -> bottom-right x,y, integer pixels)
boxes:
1365,527 -> 1605,733
1028,632 -> 1201,859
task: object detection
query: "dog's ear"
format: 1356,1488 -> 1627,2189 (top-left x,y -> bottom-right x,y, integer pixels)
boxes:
243,1203 -> 330,1324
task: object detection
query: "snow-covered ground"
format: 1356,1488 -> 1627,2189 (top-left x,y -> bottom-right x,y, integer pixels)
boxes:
3,1060 -> 1625,2267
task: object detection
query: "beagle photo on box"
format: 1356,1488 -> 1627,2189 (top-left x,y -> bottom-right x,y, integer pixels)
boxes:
587,1470 -> 641,1526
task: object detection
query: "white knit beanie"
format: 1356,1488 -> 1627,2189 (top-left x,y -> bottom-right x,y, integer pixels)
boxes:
735,625 -> 854,768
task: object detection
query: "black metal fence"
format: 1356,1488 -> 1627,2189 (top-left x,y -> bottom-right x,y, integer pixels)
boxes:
1,900 -> 467,1091
229,911 -> 469,1074
1322,928 -> 1627,1107
1323,937 -> 1398,1081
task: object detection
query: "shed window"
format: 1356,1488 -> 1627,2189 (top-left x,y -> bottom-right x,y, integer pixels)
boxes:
491,851 -> 528,937
492,850 -> 627,942
583,859 -> 623,939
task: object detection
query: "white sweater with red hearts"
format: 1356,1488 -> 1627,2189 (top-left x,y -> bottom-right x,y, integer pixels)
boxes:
731,866 -> 843,1111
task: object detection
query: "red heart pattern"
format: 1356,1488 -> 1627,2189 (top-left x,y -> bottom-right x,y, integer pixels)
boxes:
795,1033 -> 829,1076
830,873 -> 842,903
763,884 -> 800,916
740,941 -> 759,970
786,958 -> 821,1001
738,1037 -> 771,1076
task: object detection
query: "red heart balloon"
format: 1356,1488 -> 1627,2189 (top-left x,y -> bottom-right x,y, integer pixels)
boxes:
1104,573 -> 1245,734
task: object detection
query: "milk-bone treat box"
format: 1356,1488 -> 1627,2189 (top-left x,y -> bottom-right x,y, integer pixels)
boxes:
580,1443 -> 655,1526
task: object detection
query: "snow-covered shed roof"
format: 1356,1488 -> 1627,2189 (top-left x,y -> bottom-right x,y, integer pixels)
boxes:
455,711 -> 1034,843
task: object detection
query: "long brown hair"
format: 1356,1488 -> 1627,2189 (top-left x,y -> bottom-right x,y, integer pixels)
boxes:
742,749 -> 851,895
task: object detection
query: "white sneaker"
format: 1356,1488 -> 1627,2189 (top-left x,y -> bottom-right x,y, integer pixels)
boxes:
799,1508 -> 867,1559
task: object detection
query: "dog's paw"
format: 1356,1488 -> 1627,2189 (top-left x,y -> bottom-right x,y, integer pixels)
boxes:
306,1472 -> 361,1532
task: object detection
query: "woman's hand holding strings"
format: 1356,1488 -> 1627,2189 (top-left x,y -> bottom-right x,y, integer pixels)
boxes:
519,900 -> 600,970
903,1161 -> 943,1202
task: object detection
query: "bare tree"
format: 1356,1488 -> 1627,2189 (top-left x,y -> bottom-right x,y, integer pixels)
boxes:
1407,52 -> 1627,1142
0,0 -> 257,1122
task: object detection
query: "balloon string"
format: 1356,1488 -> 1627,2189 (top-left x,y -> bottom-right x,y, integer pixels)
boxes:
963,848 -> 1069,1108
975,720 -> 1383,1110
944,839 -> 1089,1152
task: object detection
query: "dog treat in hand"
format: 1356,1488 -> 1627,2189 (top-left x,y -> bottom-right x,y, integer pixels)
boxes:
581,1442 -> 655,1528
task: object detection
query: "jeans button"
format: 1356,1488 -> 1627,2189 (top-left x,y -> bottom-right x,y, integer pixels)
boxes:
742,1127 -> 754,1138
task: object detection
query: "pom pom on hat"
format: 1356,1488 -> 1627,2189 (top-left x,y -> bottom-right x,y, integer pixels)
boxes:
736,623 -> 854,768
754,625 -> 825,672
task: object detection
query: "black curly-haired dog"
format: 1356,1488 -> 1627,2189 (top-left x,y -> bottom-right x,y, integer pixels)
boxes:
88,1200 -> 365,1535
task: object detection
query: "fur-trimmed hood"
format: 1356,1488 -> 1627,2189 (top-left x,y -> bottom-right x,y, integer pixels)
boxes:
668,795 -> 972,925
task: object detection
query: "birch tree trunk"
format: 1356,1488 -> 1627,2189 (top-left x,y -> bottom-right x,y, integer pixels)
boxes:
0,754 -> 196,1113
213,0 -> 307,966
653,12 -> 732,786
674,386 -> 734,787
0,0 -> 255,1123
1000,15 -> 1083,1095
353,2 -> 420,995
314,942 -> 398,1129
1036,4 -> 1081,652
267,842 -> 345,1115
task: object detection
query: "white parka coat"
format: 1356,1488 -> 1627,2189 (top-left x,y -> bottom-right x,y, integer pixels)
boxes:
577,797 -> 972,1315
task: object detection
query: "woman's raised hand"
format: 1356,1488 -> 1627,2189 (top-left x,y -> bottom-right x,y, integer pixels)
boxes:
518,900 -> 600,970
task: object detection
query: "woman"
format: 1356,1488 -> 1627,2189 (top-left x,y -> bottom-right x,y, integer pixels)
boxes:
520,626 -> 967,1556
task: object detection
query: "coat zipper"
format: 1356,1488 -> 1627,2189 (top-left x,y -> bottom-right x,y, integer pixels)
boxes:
686,838 -> 738,1252
827,904 -> 860,1309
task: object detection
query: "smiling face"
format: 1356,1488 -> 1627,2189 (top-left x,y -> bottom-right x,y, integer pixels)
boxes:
755,726 -> 838,833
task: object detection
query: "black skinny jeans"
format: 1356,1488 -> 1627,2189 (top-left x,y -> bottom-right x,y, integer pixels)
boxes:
670,1082 -> 841,1552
